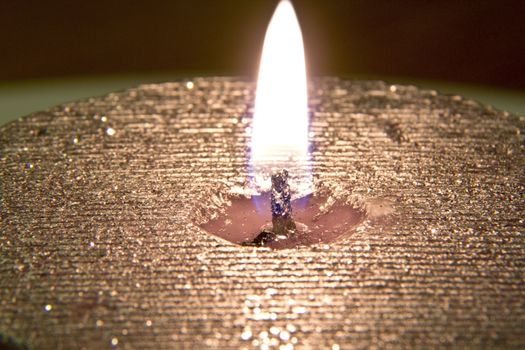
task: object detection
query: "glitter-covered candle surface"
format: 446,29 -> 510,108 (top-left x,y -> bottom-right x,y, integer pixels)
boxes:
0,78 -> 524,349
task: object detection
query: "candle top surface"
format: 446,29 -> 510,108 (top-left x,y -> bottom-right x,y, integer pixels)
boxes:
0,78 -> 524,349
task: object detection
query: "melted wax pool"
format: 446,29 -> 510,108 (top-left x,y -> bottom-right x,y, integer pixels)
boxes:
200,193 -> 365,249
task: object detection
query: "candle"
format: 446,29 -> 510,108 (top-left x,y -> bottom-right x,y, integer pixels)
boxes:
0,1 -> 523,349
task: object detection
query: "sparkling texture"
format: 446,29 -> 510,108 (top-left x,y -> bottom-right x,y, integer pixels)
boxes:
0,78 -> 524,349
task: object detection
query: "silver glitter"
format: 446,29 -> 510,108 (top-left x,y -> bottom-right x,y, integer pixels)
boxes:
0,78 -> 523,349
105,127 -> 116,136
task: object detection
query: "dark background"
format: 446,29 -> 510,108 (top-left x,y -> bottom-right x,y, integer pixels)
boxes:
1,0 -> 524,89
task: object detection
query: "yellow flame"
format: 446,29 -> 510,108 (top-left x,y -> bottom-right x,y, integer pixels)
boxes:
251,0 -> 310,195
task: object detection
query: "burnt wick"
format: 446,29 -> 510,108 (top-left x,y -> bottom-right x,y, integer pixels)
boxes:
243,169 -> 298,246
270,170 -> 297,236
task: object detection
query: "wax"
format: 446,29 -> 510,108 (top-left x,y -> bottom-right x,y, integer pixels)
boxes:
0,78 -> 523,349
200,193 -> 367,249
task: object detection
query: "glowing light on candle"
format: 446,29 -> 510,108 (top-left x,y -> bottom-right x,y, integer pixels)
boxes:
250,0 -> 311,196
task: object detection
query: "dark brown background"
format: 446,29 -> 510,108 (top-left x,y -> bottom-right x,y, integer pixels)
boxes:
1,0 -> 524,89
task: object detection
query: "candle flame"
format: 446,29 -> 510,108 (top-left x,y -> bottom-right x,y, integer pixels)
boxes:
250,0 -> 311,197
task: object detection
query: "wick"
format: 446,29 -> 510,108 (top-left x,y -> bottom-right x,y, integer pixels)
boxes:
245,169 -> 297,247
270,169 -> 297,235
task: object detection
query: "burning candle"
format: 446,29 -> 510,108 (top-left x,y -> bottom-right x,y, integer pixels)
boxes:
200,0 -> 391,248
1,1 -> 523,349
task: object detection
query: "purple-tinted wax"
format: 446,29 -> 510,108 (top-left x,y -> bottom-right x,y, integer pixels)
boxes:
200,193 -> 364,249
